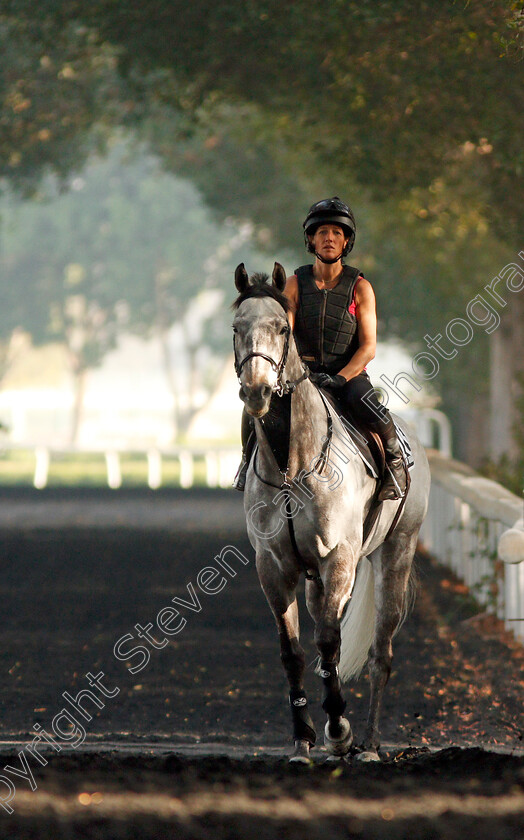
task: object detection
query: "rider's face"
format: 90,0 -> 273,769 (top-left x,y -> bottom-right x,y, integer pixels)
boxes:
310,224 -> 348,259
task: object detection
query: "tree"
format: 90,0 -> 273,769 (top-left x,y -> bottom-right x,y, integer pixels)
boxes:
1,0 -> 522,462
0,142 -> 284,442
4,2 -> 521,243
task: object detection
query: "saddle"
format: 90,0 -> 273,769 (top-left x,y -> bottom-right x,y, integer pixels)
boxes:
317,387 -> 386,482
244,386 -> 411,544
318,386 -> 413,543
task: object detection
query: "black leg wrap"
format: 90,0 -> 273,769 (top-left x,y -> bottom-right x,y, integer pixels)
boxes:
319,661 -> 347,717
289,689 -> 317,746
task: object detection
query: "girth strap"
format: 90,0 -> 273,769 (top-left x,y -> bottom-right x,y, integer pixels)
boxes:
384,465 -> 412,541
362,455 -> 412,546
252,393 -> 333,586
281,483 -> 322,583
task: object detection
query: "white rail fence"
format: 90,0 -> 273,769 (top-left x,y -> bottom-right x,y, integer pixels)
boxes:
419,451 -> 524,643
17,445 -> 242,491
2,408 -> 522,643
2,407 -> 452,491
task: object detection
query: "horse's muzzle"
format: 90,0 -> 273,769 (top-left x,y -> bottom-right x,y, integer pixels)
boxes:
239,383 -> 273,417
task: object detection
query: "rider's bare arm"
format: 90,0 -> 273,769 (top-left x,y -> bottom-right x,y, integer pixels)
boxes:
338,278 -> 377,381
283,274 -> 299,330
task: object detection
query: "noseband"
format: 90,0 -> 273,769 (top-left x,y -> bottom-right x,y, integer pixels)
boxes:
233,326 -> 308,397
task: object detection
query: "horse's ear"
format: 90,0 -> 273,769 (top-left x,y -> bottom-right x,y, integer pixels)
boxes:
235,263 -> 249,293
272,262 -> 286,292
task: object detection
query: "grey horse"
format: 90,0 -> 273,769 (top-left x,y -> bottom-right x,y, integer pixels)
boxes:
232,262 -> 431,763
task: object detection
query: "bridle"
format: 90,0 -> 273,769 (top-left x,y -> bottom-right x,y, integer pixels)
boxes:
233,310 -> 330,585
233,323 -> 309,398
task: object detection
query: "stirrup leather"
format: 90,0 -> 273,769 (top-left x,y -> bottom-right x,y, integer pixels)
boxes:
233,457 -> 249,491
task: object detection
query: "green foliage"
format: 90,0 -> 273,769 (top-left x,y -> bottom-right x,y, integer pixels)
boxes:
478,369 -> 524,495
478,454 -> 523,496
0,10 -> 122,192
361,174 -> 515,439
2,1 -> 522,247
0,140 -> 299,442
0,0 -> 522,455
0,141 -> 269,354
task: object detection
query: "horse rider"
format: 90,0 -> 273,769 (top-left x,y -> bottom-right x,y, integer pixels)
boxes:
234,196 -> 408,501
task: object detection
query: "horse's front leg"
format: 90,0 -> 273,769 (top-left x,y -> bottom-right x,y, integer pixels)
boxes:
256,554 -> 316,763
314,553 -> 356,758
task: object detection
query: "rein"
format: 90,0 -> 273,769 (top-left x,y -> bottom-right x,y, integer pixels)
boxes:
252,394 -> 333,490
252,389 -> 333,585
233,327 -> 309,397
233,305 -> 327,583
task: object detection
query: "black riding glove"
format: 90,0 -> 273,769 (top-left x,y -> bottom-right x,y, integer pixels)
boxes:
309,372 -> 347,390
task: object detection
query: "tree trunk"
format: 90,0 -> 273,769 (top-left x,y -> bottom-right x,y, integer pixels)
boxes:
489,292 -> 524,461
176,342 -> 199,438
158,327 -> 179,442
70,364 -> 87,447
455,391 -> 489,468
0,329 -> 27,389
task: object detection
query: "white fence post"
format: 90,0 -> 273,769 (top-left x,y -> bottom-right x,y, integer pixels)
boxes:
205,451 -> 219,488
105,451 -> 122,489
34,447 -> 50,489
147,449 -> 162,489
219,450 -> 239,488
179,450 -> 194,489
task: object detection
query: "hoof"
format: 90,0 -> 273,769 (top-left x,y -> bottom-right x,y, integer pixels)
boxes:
289,739 -> 311,764
324,718 -> 352,757
356,750 -> 381,763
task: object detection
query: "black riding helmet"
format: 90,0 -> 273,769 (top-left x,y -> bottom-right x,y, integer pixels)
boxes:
303,197 -> 356,260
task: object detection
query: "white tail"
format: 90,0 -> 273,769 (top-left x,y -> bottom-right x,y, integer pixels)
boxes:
338,558 -> 375,682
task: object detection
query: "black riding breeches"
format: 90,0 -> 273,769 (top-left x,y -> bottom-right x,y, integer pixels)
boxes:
336,373 -> 390,431
240,373 -> 393,452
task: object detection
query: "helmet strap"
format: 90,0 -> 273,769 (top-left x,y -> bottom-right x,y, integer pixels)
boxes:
315,251 -> 343,265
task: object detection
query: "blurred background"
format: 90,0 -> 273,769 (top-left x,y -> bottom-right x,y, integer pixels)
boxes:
0,1 -> 522,491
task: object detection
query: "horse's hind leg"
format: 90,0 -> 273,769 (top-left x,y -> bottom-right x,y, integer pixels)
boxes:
257,557 -> 317,762
359,533 -> 417,762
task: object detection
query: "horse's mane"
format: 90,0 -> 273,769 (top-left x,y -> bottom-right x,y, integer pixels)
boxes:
231,273 -> 292,313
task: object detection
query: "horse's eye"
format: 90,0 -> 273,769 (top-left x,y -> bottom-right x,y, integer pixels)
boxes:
280,326 -> 289,335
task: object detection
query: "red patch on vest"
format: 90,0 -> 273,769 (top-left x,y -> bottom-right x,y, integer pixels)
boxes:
348,275 -> 363,315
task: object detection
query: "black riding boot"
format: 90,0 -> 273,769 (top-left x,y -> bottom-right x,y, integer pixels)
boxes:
374,416 -> 408,501
233,411 -> 255,491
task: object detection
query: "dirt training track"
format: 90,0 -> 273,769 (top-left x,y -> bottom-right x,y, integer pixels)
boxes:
0,486 -> 523,839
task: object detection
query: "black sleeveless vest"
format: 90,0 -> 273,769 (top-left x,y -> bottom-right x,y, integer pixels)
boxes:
293,264 -> 362,374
